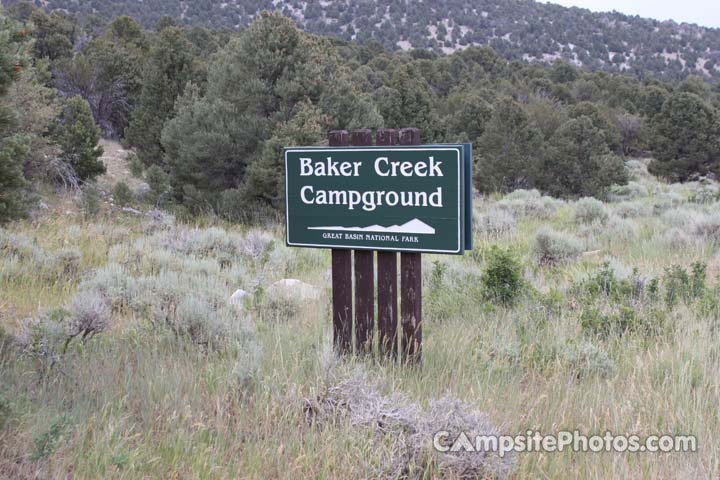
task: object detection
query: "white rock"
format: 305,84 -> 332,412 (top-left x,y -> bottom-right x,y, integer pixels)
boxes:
229,289 -> 250,311
267,279 -> 322,301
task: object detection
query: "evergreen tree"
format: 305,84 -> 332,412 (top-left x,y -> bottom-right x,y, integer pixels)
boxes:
648,92 -> 720,181
29,9 -> 75,61
538,116 -> 627,197
377,63 -> 440,141
474,98 -> 543,193
0,137 -> 29,224
161,12 -> 343,210
125,26 -> 195,165
568,101 -> 622,153
0,22 -> 30,224
56,96 -> 105,181
243,101 -> 327,207
444,88 -> 493,142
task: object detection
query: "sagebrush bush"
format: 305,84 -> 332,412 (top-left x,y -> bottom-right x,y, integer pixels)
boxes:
606,215 -> 638,241
474,208 -> 516,236
608,181 -> 648,201
658,227 -> 692,249
68,289 -> 111,340
652,192 -> 685,214
497,190 -> 562,219
574,197 -> 608,224
687,180 -> 719,204
240,229 -> 275,259
614,201 -> 649,218
144,209 -> 175,232
693,213 -> 720,242
425,260 -> 484,322
662,207 -> 701,228
307,358 -> 515,479
534,227 -> 584,264
78,263 -> 133,309
625,160 -> 650,180
0,230 -> 83,282
480,246 -> 525,306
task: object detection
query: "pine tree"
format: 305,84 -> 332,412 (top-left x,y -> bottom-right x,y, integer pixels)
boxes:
56,96 -> 105,181
161,12 -> 343,209
125,27 -> 194,165
0,29 -> 30,224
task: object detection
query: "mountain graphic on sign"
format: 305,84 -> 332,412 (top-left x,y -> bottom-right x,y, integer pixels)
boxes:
308,218 -> 435,234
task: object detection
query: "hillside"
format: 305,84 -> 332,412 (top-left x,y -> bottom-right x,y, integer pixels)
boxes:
34,0 -> 720,81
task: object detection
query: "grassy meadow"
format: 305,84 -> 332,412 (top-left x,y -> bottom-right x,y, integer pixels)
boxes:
1,157 -> 719,479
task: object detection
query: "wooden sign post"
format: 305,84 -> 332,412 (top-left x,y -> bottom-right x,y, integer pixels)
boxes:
285,129 -> 471,364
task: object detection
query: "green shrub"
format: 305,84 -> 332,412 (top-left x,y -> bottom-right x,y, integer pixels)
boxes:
0,392 -> 10,430
574,197 -> 608,224
614,201 -> 649,218
127,152 -> 144,178
81,183 -> 100,217
0,136 -> 30,224
580,305 -> 639,338
113,181 -> 133,208
663,262 -> 706,307
607,216 -> 638,241
145,165 -> 171,206
480,246 -> 524,306
584,261 -> 637,299
496,189 -> 562,219
608,181 -> 648,201
534,227 -> 584,264
31,415 -> 69,461
561,341 -> 615,378
474,208 -> 516,236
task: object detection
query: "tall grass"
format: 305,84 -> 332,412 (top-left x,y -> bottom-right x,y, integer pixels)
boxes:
1,174 -> 719,479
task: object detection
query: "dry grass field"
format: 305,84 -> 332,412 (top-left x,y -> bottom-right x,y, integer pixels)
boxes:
1,154 -> 719,479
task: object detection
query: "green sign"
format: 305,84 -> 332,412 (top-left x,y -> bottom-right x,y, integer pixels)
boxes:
285,145 -> 471,254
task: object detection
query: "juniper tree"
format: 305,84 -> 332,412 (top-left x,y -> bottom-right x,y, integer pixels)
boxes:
648,92 -> 720,181
161,12 -> 349,211
538,115 -> 628,198
125,26 -> 195,165
0,31 -> 30,224
474,98 -> 543,193
56,97 -> 105,181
